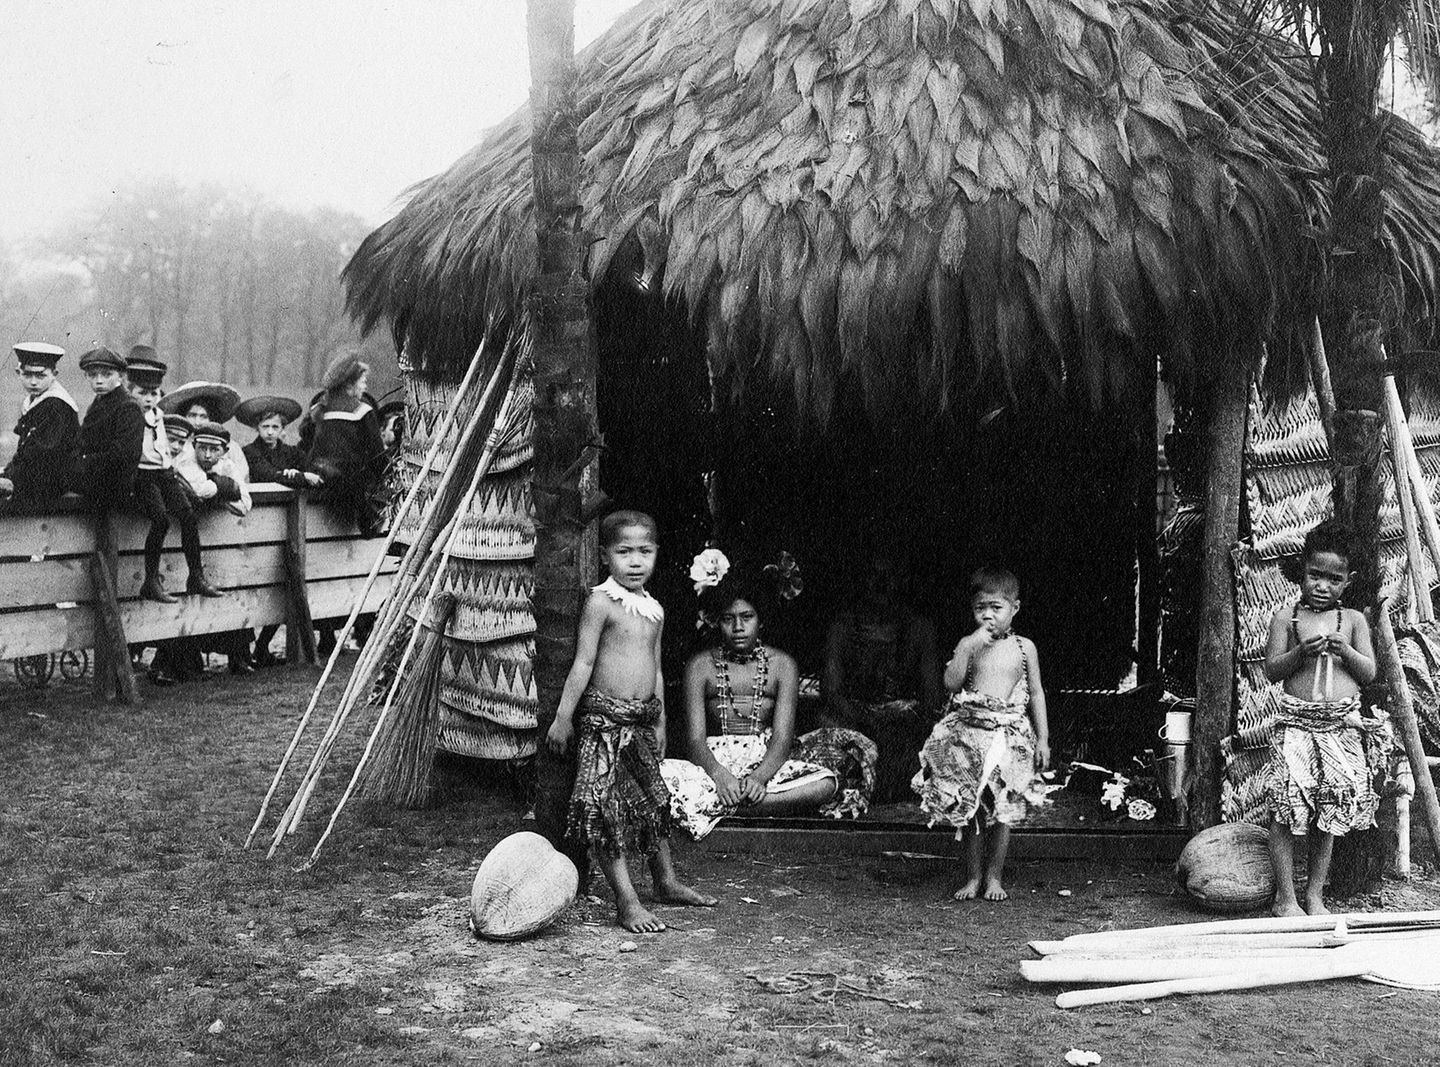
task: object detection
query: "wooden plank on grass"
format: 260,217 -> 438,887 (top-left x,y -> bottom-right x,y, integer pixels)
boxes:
0,572 -> 395,658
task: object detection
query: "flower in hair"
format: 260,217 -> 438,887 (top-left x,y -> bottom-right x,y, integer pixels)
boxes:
763,550 -> 803,601
689,547 -> 730,594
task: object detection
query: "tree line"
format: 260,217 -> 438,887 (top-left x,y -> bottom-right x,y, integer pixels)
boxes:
1,181 -> 390,390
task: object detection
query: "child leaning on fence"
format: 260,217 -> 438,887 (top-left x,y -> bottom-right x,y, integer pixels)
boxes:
1263,519 -> 1389,917
913,566 -> 1050,902
545,510 -> 717,933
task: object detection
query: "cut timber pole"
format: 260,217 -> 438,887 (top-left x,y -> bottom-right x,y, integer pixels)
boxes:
1309,318 -> 1337,451
89,512 -> 137,704
1191,356 -> 1248,829
1374,602 -> 1440,866
283,493 -> 317,665
527,0 -> 599,881
1136,367 -> 1161,688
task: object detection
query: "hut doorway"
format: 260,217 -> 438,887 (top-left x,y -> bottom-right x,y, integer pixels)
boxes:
594,286 -> 1156,775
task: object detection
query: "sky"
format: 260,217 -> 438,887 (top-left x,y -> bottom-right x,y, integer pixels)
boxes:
0,0 -> 637,244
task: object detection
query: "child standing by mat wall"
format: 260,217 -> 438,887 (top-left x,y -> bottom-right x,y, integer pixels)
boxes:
913,566 -> 1049,901
545,510 -> 716,933
1263,520 -> 1388,917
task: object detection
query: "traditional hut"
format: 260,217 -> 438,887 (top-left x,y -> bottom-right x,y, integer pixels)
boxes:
342,0 -> 1440,814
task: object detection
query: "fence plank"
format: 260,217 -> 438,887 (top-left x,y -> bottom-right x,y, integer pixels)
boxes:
0,572 -> 393,659
110,504 -> 287,552
0,509 -> 96,560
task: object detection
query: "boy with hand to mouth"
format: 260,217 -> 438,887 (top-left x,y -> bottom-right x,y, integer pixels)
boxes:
0,342 -> 78,509
1263,520 -> 1386,917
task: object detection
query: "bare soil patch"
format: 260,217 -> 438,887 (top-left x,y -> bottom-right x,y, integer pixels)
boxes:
3,663 -> 1439,1065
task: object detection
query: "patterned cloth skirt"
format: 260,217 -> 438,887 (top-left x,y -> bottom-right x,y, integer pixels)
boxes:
662,732 -> 835,840
912,692 -> 1047,831
1267,694 -> 1391,836
565,690 -> 672,857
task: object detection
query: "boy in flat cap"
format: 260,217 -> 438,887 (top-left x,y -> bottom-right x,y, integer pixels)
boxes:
70,347 -> 145,512
0,342 -> 79,509
126,348 -> 221,602
238,395 -> 317,490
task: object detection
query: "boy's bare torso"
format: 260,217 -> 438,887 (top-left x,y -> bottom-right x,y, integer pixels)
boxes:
589,597 -> 661,700
1284,603 -> 1362,701
966,637 -> 1026,703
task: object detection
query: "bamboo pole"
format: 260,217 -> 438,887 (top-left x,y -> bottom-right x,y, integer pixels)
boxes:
1192,355 -> 1248,829
1374,601 -> 1440,866
245,339 -> 495,849
1384,373 -> 1440,613
1382,382 -> 1429,625
1309,318 -> 1337,451
300,386 -> 523,863
270,370 -> 524,853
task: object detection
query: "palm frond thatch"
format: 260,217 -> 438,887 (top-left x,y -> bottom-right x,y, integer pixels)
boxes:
345,0 -> 1440,418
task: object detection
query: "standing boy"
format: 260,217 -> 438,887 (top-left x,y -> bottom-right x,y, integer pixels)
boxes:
70,347 -> 144,512
126,348 -> 220,602
1263,520 -> 1387,916
546,510 -> 716,932
0,342 -> 78,509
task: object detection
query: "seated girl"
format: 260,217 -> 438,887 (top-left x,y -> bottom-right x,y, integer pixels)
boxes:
662,556 -> 874,838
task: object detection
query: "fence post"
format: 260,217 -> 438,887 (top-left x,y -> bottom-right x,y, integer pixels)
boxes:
284,493 -> 316,665
90,512 -> 138,704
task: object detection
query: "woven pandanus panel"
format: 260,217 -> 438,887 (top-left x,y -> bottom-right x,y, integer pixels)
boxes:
436,633 -> 539,761
1224,379 -> 1440,822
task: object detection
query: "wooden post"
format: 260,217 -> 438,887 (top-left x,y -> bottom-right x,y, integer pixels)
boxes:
1374,603 -> 1440,865
1190,357 -> 1248,829
1136,370 -> 1161,689
89,512 -> 137,704
527,0 -> 598,883
284,493 -> 317,665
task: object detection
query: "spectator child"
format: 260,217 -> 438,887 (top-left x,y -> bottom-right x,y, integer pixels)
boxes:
237,395 -> 317,490
0,342 -> 78,509
304,355 -> 386,537
69,347 -> 144,512
125,349 -> 220,602
161,381 -> 252,516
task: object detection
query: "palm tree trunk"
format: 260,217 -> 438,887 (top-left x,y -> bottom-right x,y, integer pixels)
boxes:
1313,0 -> 1401,896
526,0 -> 597,881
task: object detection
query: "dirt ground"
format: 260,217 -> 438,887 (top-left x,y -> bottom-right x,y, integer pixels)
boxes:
3,660 -> 1440,1066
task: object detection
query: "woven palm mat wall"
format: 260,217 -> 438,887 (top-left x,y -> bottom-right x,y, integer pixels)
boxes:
393,366 -> 539,762
1224,381 -> 1440,822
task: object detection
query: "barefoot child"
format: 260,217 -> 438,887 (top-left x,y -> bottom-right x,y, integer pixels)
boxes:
546,510 -> 716,932
913,567 -> 1049,901
1263,520 -> 1386,917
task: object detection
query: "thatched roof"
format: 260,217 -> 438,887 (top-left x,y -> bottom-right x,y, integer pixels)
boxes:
345,0 -> 1440,419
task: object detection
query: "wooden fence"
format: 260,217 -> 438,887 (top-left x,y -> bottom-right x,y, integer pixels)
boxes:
0,486 -> 397,702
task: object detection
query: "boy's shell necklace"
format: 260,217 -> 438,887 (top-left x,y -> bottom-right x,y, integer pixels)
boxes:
594,576 -> 663,622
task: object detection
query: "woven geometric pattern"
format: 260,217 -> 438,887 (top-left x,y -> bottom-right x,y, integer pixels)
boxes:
1224,379 -> 1440,823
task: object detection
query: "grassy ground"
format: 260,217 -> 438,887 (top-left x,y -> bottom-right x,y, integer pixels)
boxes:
3,660 -> 1440,1066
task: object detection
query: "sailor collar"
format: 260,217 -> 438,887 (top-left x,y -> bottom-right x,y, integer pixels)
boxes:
320,402 -> 373,422
23,380 -> 79,415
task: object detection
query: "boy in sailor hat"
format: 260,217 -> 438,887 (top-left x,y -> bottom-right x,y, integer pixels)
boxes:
0,342 -> 79,509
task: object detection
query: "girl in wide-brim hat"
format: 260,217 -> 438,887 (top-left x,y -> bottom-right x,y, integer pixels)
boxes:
235,395 -> 303,429
158,381 -> 242,424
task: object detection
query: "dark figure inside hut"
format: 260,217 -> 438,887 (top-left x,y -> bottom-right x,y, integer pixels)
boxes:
544,511 -> 717,933
1262,520 -> 1387,917
0,342 -> 78,510
820,554 -> 943,802
661,555 -> 843,838
913,567 -> 1050,902
303,355 -> 386,538
239,395 -> 317,490
68,347 -> 145,512
125,350 -> 221,603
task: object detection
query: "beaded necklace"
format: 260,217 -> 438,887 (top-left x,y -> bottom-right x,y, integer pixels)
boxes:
713,644 -> 770,734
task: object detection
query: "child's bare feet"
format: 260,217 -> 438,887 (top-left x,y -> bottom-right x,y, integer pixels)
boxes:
952,878 -> 981,900
982,877 -> 1008,901
1272,899 -> 1306,918
651,878 -> 717,907
618,900 -> 667,933
1304,895 -> 1330,916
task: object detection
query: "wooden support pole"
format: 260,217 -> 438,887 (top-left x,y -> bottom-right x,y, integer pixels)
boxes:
1136,370 -> 1161,689
1191,358 -> 1248,829
1374,603 -> 1440,865
89,512 -> 137,704
1382,377 -> 1432,624
1309,318 -> 1337,452
283,493 -> 317,665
